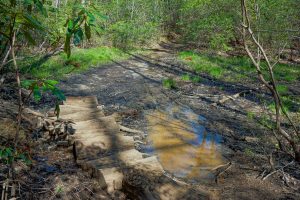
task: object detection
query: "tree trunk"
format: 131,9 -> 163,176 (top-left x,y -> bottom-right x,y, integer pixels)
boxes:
11,31 -> 22,147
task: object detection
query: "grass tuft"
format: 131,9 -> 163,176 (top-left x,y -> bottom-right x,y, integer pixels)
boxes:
276,84 -> 288,95
163,78 -> 176,89
181,74 -> 202,83
181,74 -> 191,81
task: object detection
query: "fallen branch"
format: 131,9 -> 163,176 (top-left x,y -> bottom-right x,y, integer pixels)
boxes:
0,46 -> 11,71
213,162 -> 232,184
184,90 -> 252,106
186,93 -> 221,98
212,162 -> 232,172
262,169 -> 279,181
212,90 -> 251,106
262,161 -> 294,181
162,170 -> 189,186
23,108 -> 45,118
119,125 -> 143,135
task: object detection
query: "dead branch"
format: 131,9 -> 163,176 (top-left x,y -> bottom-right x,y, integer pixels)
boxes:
214,162 -> 233,184
241,0 -> 300,161
0,46 -> 11,71
185,90 -> 252,106
215,90 -> 251,105
23,108 -> 45,118
262,161 -> 294,181
119,125 -> 143,135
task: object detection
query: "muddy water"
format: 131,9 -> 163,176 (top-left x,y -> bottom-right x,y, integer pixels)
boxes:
145,104 -> 226,183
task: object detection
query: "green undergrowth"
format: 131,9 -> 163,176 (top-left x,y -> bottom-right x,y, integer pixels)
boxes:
268,96 -> 300,113
178,51 -> 300,83
181,74 -> 202,83
178,51 -> 254,81
21,47 -> 131,79
163,78 -> 176,89
178,51 -> 300,113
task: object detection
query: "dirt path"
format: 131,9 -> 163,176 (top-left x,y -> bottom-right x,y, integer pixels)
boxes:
58,42 -> 300,199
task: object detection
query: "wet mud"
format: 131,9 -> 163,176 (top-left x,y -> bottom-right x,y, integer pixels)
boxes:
145,104 -> 226,184
56,42 -> 300,199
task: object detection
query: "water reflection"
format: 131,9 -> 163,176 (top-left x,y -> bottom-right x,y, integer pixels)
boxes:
146,104 -> 225,182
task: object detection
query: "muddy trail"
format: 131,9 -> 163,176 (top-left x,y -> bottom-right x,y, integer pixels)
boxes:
56,42 -> 299,199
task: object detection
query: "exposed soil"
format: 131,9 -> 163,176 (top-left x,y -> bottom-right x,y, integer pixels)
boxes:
54,42 -> 300,199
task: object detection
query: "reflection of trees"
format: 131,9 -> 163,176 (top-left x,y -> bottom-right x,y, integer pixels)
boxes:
147,105 -> 224,180
147,110 -> 196,175
187,131 -> 224,179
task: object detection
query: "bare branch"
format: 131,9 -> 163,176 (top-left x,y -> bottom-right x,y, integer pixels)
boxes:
241,0 -> 299,161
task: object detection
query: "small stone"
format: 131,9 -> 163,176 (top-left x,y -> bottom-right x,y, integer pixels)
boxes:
133,135 -> 141,140
57,140 -> 69,147
245,136 -> 259,142
47,144 -> 57,151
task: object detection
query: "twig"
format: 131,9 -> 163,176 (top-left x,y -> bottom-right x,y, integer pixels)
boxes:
211,162 -> 232,172
1,182 -> 6,200
262,161 -> 294,181
214,162 -> 232,184
0,46 -> 11,71
262,169 -> 279,181
119,125 -> 144,134
216,90 -> 251,105
23,108 -> 45,118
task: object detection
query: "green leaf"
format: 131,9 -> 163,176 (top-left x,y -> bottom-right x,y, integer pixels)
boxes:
24,0 -> 33,6
87,12 -> 96,24
41,83 -> 53,91
55,103 -> 60,119
84,23 -> 91,40
24,158 -> 32,165
23,13 -> 44,30
42,80 -> 59,91
33,85 -> 41,101
93,11 -> 109,20
67,20 -> 74,30
18,153 -> 26,160
21,80 -> 36,89
18,153 -> 32,165
73,28 -> 83,45
45,80 -> 59,86
2,151 -> 8,158
52,88 -> 66,101
73,16 -> 81,27
64,34 -> 71,58
34,0 -> 47,16
23,30 -> 36,45
5,148 -> 12,157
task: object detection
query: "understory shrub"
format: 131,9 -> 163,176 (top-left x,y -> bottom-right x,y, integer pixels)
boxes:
109,21 -> 159,49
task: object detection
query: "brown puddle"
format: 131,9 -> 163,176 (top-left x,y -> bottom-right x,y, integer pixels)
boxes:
145,104 -> 226,183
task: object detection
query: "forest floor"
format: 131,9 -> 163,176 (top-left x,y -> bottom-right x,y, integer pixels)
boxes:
55,41 -> 300,199
1,41 -> 300,199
